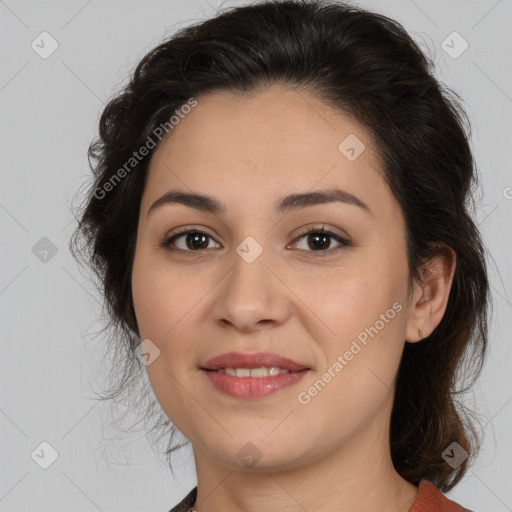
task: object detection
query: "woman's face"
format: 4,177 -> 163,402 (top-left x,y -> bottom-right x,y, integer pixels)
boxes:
131,85 -> 420,471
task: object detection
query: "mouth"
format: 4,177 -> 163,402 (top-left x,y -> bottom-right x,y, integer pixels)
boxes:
203,367 -> 308,377
201,367 -> 310,399
201,351 -> 311,373
200,352 -> 311,399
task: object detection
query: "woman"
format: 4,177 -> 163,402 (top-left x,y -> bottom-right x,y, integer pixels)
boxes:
69,1 -> 489,510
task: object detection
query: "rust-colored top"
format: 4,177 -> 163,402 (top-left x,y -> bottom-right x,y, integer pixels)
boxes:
409,480 -> 472,512
167,479 -> 472,512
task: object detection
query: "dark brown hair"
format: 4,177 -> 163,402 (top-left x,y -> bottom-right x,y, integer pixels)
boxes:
69,0 -> 490,491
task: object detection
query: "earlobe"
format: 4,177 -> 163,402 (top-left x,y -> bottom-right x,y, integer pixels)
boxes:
405,245 -> 456,343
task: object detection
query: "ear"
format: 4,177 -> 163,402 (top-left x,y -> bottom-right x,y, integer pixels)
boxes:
405,244 -> 456,343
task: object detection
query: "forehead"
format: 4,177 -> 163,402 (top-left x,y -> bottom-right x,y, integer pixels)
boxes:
143,85 -> 392,218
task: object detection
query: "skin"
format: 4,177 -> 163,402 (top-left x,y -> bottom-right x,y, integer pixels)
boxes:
131,84 -> 456,512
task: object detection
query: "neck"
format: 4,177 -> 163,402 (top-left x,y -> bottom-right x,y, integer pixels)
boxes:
190,403 -> 419,512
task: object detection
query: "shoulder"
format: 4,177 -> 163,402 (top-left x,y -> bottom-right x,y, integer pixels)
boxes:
166,487 -> 197,512
409,479 -> 474,512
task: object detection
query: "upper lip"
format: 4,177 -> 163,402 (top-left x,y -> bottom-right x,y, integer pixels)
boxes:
201,351 -> 310,372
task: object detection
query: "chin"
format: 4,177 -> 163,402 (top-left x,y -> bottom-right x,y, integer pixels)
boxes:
199,434 -> 311,473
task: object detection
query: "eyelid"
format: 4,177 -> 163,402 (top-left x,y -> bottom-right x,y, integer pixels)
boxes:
292,223 -> 349,241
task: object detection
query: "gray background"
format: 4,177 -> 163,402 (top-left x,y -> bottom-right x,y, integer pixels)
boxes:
1,0 -> 511,511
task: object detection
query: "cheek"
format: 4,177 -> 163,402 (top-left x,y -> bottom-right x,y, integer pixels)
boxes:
308,264 -> 404,350
131,253 -> 199,430
306,245 -> 408,392
131,247 -> 190,340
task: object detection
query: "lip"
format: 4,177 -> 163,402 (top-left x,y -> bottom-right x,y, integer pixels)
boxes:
200,351 -> 311,399
202,369 -> 310,399
201,351 -> 310,371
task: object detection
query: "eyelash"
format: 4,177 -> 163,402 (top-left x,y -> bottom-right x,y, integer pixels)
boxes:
158,225 -> 350,257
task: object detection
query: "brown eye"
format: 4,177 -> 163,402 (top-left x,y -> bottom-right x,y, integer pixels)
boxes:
161,230 -> 220,252
160,226 -> 349,256
291,228 -> 349,254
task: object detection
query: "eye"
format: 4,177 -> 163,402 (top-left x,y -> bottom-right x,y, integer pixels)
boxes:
160,229 -> 220,254
289,225 -> 349,255
159,225 -> 349,256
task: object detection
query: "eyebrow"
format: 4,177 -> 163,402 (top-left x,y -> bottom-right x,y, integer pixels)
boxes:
147,187 -> 371,217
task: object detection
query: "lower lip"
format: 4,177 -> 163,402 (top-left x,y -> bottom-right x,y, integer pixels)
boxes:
202,369 -> 309,399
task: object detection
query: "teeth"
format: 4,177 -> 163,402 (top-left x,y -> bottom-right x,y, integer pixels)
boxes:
219,367 -> 290,377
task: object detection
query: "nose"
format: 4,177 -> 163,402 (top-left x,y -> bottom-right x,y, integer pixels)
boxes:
211,249 -> 292,333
